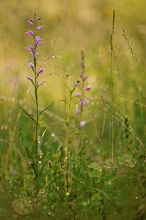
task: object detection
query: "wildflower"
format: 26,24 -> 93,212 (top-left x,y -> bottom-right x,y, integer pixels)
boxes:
25,14 -> 45,181
28,19 -> 34,26
75,50 -> 92,128
27,45 -> 39,58
81,99 -> 88,107
37,25 -> 43,31
37,68 -> 44,75
86,85 -> 91,91
30,51 -> 39,59
27,45 -> 34,52
76,105 -> 80,115
35,36 -> 42,45
26,30 -> 34,36
28,62 -> 34,67
27,76 -> 34,85
26,14 -> 45,86
27,76 -> 33,80
80,121 -> 86,127
75,92 -> 81,97
79,74 -> 89,81
38,81 -> 45,87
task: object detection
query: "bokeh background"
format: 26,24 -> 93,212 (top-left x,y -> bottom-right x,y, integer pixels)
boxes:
0,0 -> 146,94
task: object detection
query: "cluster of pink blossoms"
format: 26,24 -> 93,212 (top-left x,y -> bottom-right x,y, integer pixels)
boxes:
26,15 -> 45,86
75,51 -> 92,127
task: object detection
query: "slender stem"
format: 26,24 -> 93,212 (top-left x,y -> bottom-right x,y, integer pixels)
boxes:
34,73 -> 39,179
31,53 -> 39,197
64,125 -> 69,194
80,50 -> 85,114
33,13 -> 39,186
64,87 -> 75,194
78,50 -> 85,147
110,9 -> 115,162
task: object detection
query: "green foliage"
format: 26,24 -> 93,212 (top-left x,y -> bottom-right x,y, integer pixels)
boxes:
0,2 -> 146,220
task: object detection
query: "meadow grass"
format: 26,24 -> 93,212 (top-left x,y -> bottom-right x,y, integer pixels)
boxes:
0,2 -> 146,220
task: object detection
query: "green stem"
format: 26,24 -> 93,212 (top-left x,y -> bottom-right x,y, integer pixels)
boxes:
35,81 -> 39,178
33,59 -> 39,196
64,87 -> 74,194
110,9 -> 115,162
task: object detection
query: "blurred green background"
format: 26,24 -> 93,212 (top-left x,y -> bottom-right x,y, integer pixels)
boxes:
0,0 -> 146,85
0,0 -> 146,96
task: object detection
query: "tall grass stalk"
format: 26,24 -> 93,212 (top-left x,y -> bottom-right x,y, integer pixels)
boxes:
109,9 -> 115,162
121,26 -> 137,63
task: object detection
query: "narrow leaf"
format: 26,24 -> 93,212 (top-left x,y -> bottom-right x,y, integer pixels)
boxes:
18,105 -> 36,122
60,99 -> 69,106
39,102 -> 55,115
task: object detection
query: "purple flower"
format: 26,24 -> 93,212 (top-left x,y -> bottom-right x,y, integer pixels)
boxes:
28,19 -> 34,26
28,62 -> 34,67
27,76 -> 34,85
26,15 -> 44,82
35,36 -> 43,45
27,45 -> 34,51
75,92 -> 81,97
27,45 -> 39,58
86,85 -> 91,91
37,25 -> 43,31
37,68 -> 44,74
81,99 -> 88,107
30,51 -> 39,59
27,76 -> 33,81
38,81 -> 45,87
76,105 -> 80,115
26,30 -> 34,36
80,121 -> 86,127
79,74 -> 89,81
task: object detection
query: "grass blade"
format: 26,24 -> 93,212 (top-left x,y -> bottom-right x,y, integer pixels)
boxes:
38,102 -> 55,115
18,104 -> 36,122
